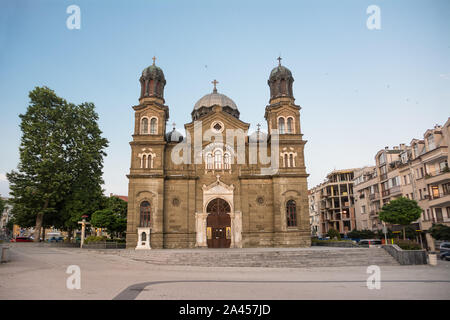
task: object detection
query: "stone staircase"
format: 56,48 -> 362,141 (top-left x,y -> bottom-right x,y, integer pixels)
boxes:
107,247 -> 399,268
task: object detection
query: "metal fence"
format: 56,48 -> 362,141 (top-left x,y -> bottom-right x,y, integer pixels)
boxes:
81,241 -> 126,249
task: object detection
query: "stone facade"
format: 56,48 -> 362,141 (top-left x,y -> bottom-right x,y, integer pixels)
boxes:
126,59 -> 310,249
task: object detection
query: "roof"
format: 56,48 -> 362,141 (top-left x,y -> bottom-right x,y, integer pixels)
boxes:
194,91 -> 237,110
111,194 -> 128,202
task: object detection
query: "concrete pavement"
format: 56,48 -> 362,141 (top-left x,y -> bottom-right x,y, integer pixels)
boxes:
1,243 -> 449,300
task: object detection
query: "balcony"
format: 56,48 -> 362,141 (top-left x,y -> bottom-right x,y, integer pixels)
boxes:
425,171 -> 450,184
390,185 -> 401,195
380,173 -> 388,181
381,190 -> 390,197
428,190 -> 450,208
369,211 -> 378,218
369,193 -> 380,201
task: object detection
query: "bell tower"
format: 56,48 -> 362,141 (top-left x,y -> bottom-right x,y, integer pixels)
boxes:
264,57 -> 310,247
126,57 -> 169,249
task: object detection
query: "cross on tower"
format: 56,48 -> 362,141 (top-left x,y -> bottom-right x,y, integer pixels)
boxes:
277,56 -> 282,66
152,56 -> 156,65
212,79 -> 219,93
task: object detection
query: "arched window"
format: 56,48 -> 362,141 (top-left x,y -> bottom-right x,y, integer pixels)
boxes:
148,154 -> 152,168
286,200 -> 297,227
141,118 -> 149,134
150,118 -> 157,134
141,155 -> 147,168
139,201 -> 151,227
214,150 -> 223,169
287,117 -> 293,133
278,117 -> 285,134
284,154 -> 289,168
206,153 -> 214,169
224,153 -> 231,169
289,154 -> 294,167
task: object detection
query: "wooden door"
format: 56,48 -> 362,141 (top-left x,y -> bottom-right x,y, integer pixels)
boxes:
206,198 -> 231,248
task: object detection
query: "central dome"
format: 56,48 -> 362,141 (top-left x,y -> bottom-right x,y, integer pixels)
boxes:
192,81 -> 240,120
194,91 -> 237,110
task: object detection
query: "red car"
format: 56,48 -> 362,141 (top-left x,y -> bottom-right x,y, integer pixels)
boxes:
11,237 -> 34,242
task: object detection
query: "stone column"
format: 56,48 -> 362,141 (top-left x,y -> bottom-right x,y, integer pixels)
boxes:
195,212 -> 208,247
231,211 -> 242,248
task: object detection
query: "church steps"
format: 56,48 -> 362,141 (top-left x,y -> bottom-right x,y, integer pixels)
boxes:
102,247 -> 399,268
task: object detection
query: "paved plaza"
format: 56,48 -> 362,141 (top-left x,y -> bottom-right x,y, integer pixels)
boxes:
1,243 -> 449,300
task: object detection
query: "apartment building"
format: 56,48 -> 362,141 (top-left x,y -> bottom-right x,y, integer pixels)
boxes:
353,118 -> 450,235
308,187 -> 321,237
309,169 -> 359,237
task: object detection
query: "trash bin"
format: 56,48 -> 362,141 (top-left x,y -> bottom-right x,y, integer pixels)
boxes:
1,246 -> 9,263
428,252 -> 437,266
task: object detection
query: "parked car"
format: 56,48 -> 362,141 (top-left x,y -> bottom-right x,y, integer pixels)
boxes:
48,236 -> 64,243
439,242 -> 450,254
439,251 -> 450,261
11,237 -> 33,242
359,239 -> 382,247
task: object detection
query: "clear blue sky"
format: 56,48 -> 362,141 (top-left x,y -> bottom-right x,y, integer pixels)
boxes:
0,0 -> 449,197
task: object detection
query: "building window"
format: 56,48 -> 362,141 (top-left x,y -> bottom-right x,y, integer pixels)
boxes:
150,117 -> 157,134
361,205 -> 366,214
214,150 -> 223,169
287,117 -> 294,133
139,201 -> 151,227
427,135 -> 435,151
141,155 -> 147,168
284,154 -> 289,168
206,153 -> 214,169
224,153 -> 231,169
413,144 -> 419,157
440,160 -> 449,172
289,154 -> 294,167
286,200 -> 297,227
278,117 -> 285,134
141,118 -> 149,134
379,153 -> 386,165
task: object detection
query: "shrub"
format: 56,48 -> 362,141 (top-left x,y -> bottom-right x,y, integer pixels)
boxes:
395,239 -> 421,250
327,228 -> 341,240
84,235 -> 107,244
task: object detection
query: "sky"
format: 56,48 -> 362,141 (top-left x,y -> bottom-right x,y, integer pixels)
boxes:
0,0 -> 449,197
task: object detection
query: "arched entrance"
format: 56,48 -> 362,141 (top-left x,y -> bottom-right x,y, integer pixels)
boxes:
206,198 -> 231,248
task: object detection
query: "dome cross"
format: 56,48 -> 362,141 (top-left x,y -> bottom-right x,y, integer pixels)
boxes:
152,56 -> 156,65
211,79 -> 219,93
277,56 -> 282,66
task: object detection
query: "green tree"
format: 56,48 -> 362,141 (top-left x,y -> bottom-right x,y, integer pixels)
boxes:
327,228 -> 341,240
91,196 -> 127,238
379,197 -> 422,240
428,224 -> 450,241
7,87 -> 108,241
0,197 -> 5,214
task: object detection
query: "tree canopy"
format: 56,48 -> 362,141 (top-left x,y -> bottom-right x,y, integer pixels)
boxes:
91,196 -> 127,238
7,87 -> 108,241
428,224 -> 450,241
379,197 -> 422,239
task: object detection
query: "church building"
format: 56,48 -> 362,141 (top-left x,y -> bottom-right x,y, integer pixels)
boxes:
126,58 -> 310,249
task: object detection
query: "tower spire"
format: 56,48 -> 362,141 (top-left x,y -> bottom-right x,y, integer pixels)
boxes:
152,56 -> 156,65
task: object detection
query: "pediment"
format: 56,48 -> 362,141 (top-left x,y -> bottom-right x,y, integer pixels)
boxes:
202,175 -> 235,194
